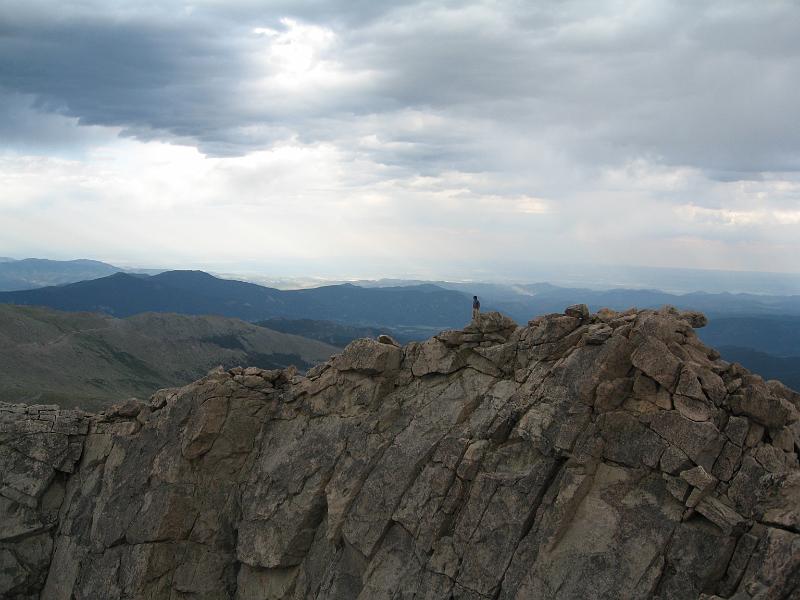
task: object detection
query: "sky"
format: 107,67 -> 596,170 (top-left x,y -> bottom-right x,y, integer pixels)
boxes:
1,0 -> 799,280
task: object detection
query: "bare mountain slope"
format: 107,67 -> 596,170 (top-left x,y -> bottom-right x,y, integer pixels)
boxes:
0,307 -> 798,599
0,304 -> 338,411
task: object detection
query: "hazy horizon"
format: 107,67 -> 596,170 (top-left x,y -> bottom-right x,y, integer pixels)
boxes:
2,1 -> 799,276
5,254 -> 800,295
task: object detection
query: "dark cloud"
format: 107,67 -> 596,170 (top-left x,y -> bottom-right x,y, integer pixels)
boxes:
0,93 -> 114,155
0,14 -> 254,153
196,0 -> 423,28
0,0 -> 799,176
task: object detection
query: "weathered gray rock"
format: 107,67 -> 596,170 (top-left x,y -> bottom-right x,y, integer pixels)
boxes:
0,308 -> 798,600
681,465 -> 717,491
756,471 -> 800,532
376,334 -> 400,347
725,416 -> 750,446
526,314 -> 582,345
410,338 -> 467,376
660,445 -> 693,475
674,394 -> 715,422
650,410 -> 726,471
0,404 -> 88,595
732,525 -> 800,599
631,337 -> 682,390
564,303 -> 590,319
728,383 -> 793,428
466,310 -> 518,336
599,411 -> 666,468
679,310 -> 709,329
332,338 -> 402,375
584,323 -> 613,345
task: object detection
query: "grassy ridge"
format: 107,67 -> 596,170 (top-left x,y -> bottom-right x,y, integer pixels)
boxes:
0,305 -> 338,412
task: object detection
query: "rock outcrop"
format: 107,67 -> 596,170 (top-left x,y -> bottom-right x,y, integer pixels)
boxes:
1,307 -> 799,599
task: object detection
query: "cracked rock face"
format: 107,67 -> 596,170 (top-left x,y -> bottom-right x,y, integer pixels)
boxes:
1,308 -> 799,599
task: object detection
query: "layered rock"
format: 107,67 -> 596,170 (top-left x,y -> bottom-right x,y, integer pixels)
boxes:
1,307 -> 799,599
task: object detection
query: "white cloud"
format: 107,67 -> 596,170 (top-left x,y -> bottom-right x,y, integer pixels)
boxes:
676,206 -> 800,227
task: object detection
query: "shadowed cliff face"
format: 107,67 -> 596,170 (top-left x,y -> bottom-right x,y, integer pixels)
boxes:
1,308 -> 799,600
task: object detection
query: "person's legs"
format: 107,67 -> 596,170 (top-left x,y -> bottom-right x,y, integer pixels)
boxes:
472,307 -> 479,320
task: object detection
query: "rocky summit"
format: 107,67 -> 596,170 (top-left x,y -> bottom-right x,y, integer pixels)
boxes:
1,307 -> 799,600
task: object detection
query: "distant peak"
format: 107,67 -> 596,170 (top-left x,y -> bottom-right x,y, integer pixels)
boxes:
154,270 -> 217,279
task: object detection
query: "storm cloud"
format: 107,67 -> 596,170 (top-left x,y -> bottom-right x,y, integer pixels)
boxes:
1,0 -> 799,277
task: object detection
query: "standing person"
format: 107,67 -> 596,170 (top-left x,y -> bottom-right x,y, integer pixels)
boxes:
472,295 -> 481,320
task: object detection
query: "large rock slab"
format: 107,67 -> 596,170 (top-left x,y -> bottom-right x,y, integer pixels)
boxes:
332,338 -> 402,375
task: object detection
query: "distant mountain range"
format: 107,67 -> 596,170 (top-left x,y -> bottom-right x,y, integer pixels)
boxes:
355,279 -> 800,318
3,269 -> 800,324
0,258 -> 122,291
353,264 -> 800,295
462,283 -> 800,319
1,268 -> 798,391
0,304 -> 338,411
714,346 -> 800,391
696,316 -> 800,390
0,257 -> 165,291
3,268 -> 800,325
0,270 -> 473,327
697,315 -> 800,356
